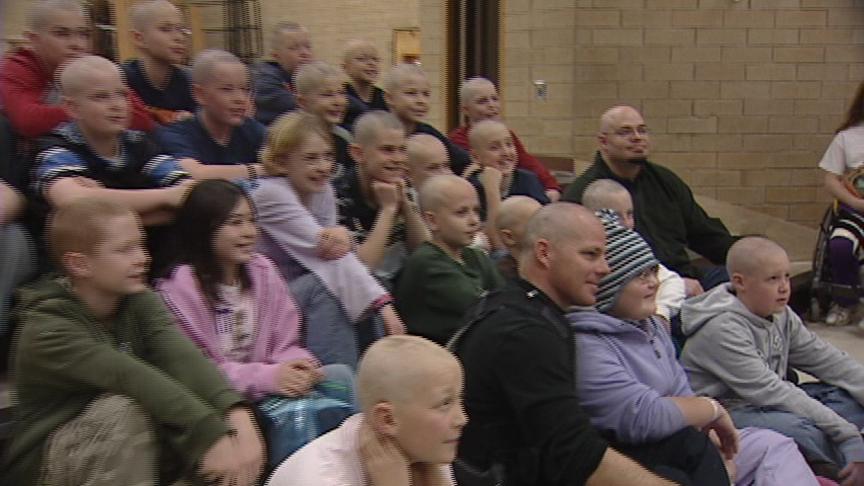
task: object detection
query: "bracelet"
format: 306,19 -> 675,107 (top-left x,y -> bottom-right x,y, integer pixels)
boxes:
246,164 -> 258,180
704,397 -> 721,422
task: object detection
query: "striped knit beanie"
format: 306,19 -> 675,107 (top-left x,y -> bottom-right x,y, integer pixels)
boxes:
594,208 -> 659,313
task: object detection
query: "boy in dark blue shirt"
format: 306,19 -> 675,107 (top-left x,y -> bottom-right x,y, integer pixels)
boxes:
341,39 -> 387,130
253,21 -> 312,126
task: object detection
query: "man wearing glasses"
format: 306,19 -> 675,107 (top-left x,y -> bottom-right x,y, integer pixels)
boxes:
563,105 -> 735,295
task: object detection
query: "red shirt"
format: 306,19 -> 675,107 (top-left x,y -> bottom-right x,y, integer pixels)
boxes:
0,48 -> 154,138
448,124 -> 561,191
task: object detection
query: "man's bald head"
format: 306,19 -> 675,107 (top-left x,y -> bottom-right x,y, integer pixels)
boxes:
418,174 -> 474,213
727,236 -> 788,277
599,105 -> 642,133
357,335 -> 460,412
497,196 -> 542,252
521,203 -> 600,258
60,55 -> 121,97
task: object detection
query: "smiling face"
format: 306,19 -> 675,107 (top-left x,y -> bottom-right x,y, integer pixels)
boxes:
194,61 -> 251,127
425,181 -> 482,252
343,44 -> 380,85
732,249 -> 791,318
354,128 -> 409,184
390,358 -> 467,464
386,74 -> 431,125
279,132 -> 335,197
272,30 -> 312,73
609,266 -> 660,320
64,66 -> 130,137
546,217 -> 610,307
212,197 -> 258,270
462,81 -> 501,124
299,77 -> 348,125
81,213 -> 150,296
132,2 -> 187,65
471,124 -> 517,176
599,107 -> 651,164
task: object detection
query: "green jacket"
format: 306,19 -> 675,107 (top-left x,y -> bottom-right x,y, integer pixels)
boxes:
395,242 -> 504,345
563,152 -> 735,278
3,277 -> 245,484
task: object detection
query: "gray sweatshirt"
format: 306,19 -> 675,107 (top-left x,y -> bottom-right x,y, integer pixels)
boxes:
680,284 -> 864,463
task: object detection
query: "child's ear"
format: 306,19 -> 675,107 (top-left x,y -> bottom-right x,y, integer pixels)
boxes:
349,143 -> 365,165
192,83 -> 206,106
500,228 -> 515,248
368,402 -> 398,438
730,272 -> 746,292
131,29 -> 145,49
63,252 -> 91,279
61,96 -> 79,120
296,93 -> 308,111
423,210 -> 438,232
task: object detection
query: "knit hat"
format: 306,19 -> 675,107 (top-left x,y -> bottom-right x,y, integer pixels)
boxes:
594,209 -> 659,313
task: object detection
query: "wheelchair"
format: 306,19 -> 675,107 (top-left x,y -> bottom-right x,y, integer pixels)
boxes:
808,201 -> 864,322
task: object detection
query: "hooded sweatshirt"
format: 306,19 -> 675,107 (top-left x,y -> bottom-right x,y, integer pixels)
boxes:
2,277 -> 243,484
568,310 -> 690,444
680,283 -> 864,463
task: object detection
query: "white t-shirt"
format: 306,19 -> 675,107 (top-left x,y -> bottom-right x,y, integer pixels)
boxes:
266,414 -> 456,486
215,283 -> 255,361
818,125 -> 864,175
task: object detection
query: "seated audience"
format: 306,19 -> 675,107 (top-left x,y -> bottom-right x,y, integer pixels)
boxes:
582,178 -> 686,325
395,175 -> 503,345
465,119 -> 549,249
449,77 -> 561,201
251,111 -> 404,367
406,133 -> 452,192
451,202 -> 678,486
817,80 -> 864,327
570,210 -> 819,486
341,39 -> 388,129
681,236 -> 864,483
123,0 -> 196,125
338,111 -> 430,283
563,105 -> 735,295
384,64 -> 471,174
494,195 -> 541,279
0,0 -> 153,138
157,49 -> 265,180
294,61 -> 354,180
2,198 -> 264,485
0,180 -> 36,339
266,335 -> 465,486
253,21 -> 312,126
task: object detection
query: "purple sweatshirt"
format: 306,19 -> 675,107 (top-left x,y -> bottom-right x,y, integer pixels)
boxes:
157,254 -> 317,401
567,310 -> 690,444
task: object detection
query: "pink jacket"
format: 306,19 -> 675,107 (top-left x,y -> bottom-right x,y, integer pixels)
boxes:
157,254 -> 317,400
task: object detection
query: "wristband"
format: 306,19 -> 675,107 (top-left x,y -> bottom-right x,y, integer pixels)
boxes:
704,397 -> 721,422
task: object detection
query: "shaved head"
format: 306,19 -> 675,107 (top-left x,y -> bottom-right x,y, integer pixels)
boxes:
459,77 -> 495,107
727,236 -> 787,277
354,110 -> 404,147
599,105 -> 642,133
521,202 -> 600,260
342,38 -> 377,63
384,63 -> 428,93
468,119 -> 509,151
408,133 -> 447,163
582,179 -> 629,211
419,174 -> 474,213
357,335 -> 460,412
497,196 -> 541,250
191,49 -> 245,85
27,0 -> 87,31
130,0 -> 179,31
60,55 -> 121,97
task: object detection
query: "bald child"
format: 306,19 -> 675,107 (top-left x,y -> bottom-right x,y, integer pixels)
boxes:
267,335 -> 467,486
395,175 -> 504,345
582,178 -> 686,324
494,195 -> 541,279
681,236 -> 864,481
406,133 -> 452,191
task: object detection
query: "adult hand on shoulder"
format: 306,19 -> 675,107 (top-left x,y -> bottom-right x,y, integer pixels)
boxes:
702,407 -> 739,461
360,420 -> 411,486
226,407 -> 266,485
840,462 -> 864,486
372,181 -> 401,211
683,278 -> 704,297
318,226 -> 353,260
277,359 -> 319,397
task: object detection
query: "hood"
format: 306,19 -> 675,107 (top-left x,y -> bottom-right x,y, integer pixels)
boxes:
15,276 -> 76,315
679,283 -> 775,336
566,308 -> 651,337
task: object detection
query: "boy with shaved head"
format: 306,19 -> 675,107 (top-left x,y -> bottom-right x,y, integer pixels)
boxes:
582,178 -> 686,324
395,175 -> 503,345
449,77 -> 561,200
406,133 -> 452,190
253,21 -> 313,125
267,335 -> 466,485
156,49 -> 266,180
1,0 -> 153,138
494,195 -> 541,279
682,236 -> 864,482
342,39 -> 387,129
123,0 -> 196,125
563,105 -> 735,295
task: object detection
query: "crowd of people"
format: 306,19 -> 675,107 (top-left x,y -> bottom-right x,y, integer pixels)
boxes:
3,1 -> 864,485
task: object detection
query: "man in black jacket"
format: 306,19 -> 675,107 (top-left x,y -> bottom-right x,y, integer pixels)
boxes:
452,203 -> 697,486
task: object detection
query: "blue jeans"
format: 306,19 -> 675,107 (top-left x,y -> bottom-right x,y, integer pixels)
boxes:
728,382 -> 864,466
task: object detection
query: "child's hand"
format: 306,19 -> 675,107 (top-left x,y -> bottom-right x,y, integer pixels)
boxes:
372,181 -> 401,211
174,110 -> 194,122
276,360 -> 318,396
226,408 -> 266,485
545,189 -> 561,202
169,179 -> 196,207
380,303 -> 406,335
839,461 -> 864,486
479,166 -> 503,190
360,420 -> 410,486
702,407 -> 739,461
318,226 -> 353,260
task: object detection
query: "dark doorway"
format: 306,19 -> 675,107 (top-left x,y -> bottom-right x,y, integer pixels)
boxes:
446,0 -> 501,131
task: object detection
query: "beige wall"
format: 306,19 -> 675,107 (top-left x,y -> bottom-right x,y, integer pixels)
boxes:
422,0 -> 864,227
3,1 -> 29,45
